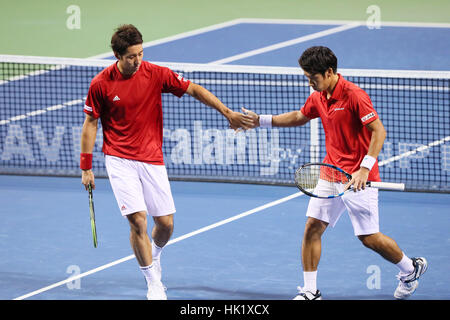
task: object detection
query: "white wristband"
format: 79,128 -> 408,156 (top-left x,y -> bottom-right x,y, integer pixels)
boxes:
360,155 -> 376,171
259,115 -> 273,128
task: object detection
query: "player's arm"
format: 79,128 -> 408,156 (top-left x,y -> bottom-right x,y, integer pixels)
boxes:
185,82 -> 252,130
80,114 -> 98,190
365,118 -> 386,159
241,107 -> 310,128
348,118 -> 386,191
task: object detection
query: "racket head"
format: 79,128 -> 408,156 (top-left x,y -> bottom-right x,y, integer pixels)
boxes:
88,183 -> 98,248
295,163 -> 352,198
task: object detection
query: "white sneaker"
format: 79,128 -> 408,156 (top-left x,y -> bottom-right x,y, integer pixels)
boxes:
293,286 -> 322,300
394,257 -> 428,300
146,280 -> 167,300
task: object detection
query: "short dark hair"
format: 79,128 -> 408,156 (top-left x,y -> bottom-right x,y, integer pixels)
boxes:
298,46 -> 337,75
110,24 -> 143,56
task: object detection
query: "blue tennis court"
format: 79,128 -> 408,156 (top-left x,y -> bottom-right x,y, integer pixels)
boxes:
1,19 -> 449,301
1,175 -> 449,300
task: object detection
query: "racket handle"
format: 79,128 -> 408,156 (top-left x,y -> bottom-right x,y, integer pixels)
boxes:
368,181 -> 405,191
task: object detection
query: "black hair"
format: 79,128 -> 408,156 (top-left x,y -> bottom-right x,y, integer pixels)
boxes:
110,24 -> 143,56
298,46 -> 337,75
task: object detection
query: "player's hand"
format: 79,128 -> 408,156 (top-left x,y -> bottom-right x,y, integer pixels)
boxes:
228,110 -> 253,131
345,167 -> 369,192
241,107 -> 260,129
81,169 -> 95,191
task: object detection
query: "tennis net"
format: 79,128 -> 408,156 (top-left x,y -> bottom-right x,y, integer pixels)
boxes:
1,55 -> 449,192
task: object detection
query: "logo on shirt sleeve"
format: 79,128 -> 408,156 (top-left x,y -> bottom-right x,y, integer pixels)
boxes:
361,112 -> 375,122
177,73 -> 188,82
84,105 -> 93,112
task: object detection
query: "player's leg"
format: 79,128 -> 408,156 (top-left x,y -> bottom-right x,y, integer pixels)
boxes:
295,180 -> 347,300
104,155 -> 165,299
126,211 -> 166,299
152,214 -> 174,248
302,217 -> 328,272
127,211 -> 153,267
140,163 -> 176,270
151,214 -> 174,282
151,213 -> 174,263
104,155 -> 151,266
357,232 -> 428,299
344,187 -> 428,299
138,162 -> 176,299
357,232 -> 403,264
295,217 -> 328,300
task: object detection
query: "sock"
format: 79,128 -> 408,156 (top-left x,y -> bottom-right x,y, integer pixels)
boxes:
152,241 -> 163,260
140,264 -> 158,285
303,271 -> 317,293
396,253 -> 415,275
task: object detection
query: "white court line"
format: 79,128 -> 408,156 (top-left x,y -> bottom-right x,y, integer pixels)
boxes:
13,191 -> 304,300
236,17 -> 450,28
0,19 -> 244,86
88,19 -> 246,59
0,99 -> 85,126
89,17 -> 450,60
208,23 -> 361,65
379,136 -> 450,166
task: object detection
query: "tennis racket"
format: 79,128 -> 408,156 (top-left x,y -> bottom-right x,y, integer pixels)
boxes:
295,162 -> 405,199
88,183 -> 98,248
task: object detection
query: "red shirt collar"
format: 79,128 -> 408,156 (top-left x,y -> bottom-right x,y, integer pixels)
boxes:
320,73 -> 343,101
113,60 -> 140,80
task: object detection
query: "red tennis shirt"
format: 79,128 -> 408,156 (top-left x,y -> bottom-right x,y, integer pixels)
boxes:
84,61 -> 190,164
301,74 -> 381,181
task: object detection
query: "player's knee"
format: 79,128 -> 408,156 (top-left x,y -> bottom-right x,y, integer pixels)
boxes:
358,234 -> 378,249
159,219 -> 174,234
127,211 -> 148,235
304,217 -> 327,240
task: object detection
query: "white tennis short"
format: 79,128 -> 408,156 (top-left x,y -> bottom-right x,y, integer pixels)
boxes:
105,155 -> 176,217
306,179 -> 379,236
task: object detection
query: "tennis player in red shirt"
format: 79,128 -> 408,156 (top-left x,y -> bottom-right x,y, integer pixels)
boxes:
80,24 -> 250,300
242,46 -> 427,300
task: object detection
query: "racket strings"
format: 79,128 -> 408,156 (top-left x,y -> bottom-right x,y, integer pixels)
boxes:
295,166 -> 320,191
295,164 -> 350,197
